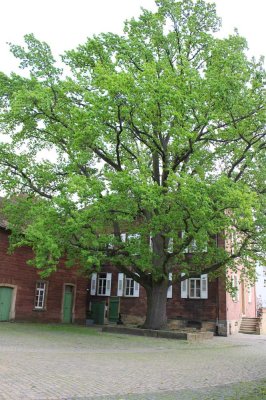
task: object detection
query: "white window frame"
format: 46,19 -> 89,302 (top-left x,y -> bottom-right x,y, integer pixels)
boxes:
124,277 -> 135,297
189,278 -> 201,299
97,273 -> 112,296
127,233 -> 141,255
117,272 -> 139,297
34,281 -> 47,309
182,231 -> 207,253
232,274 -> 239,302
248,285 -> 252,303
121,275 -> 140,297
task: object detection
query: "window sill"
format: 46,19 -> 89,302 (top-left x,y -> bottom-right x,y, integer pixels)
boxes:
33,307 -> 47,311
188,297 -> 203,300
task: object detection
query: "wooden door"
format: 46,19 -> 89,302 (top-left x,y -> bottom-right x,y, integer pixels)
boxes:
109,297 -> 120,323
63,285 -> 74,323
0,287 -> 13,321
91,301 -> 106,324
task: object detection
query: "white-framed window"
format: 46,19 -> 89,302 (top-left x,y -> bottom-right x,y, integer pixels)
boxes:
98,273 -> 107,295
117,273 -> 139,297
181,232 -> 207,253
149,235 -> 174,253
34,281 -> 47,309
125,277 -> 135,296
232,274 -> 240,302
230,230 -> 237,255
248,285 -> 252,303
97,273 -> 112,296
181,274 -> 208,299
189,278 -> 201,299
127,233 -> 141,255
90,272 -> 112,296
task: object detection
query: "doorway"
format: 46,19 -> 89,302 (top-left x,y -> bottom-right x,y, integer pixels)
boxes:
63,285 -> 74,323
0,287 -> 13,321
109,296 -> 120,323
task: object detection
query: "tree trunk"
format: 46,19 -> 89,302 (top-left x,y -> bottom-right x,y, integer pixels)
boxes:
142,280 -> 168,330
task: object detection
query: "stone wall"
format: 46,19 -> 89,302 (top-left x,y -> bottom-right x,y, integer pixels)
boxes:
258,308 -> 266,335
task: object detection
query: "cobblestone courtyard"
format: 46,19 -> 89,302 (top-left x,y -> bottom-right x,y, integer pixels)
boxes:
0,323 -> 265,400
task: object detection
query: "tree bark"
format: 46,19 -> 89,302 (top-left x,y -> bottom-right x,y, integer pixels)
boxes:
142,280 -> 168,330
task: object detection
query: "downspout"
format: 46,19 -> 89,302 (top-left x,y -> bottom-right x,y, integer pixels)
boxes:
216,277 -> 219,336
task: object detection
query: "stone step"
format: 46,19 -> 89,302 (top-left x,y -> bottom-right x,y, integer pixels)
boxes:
241,318 -> 259,321
239,317 -> 259,335
240,326 -> 257,331
241,321 -> 258,325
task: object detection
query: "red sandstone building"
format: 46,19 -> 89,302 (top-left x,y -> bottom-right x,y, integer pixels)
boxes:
0,220 -> 88,324
0,212 -> 257,335
88,234 -> 257,336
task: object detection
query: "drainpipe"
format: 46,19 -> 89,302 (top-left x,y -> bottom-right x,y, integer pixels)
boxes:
215,277 -> 219,336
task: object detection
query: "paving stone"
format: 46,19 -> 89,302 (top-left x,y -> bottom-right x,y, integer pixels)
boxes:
0,323 -> 265,399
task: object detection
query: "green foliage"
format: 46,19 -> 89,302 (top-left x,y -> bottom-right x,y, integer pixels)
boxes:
0,0 -> 265,289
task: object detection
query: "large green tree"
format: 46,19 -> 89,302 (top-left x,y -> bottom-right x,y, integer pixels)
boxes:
0,0 -> 265,329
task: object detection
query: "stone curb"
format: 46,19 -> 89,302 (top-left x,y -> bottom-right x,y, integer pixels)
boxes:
101,325 -> 213,341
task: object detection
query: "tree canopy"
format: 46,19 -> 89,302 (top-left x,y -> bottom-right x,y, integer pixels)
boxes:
0,0 -> 265,328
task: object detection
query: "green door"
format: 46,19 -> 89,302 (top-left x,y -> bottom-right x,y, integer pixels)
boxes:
63,285 -> 74,323
109,297 -> 120,323
0,287 -> 13,321
91,301 -> 106,325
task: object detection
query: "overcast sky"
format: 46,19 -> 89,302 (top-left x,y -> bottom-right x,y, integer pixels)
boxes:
0,0 -> 265,74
